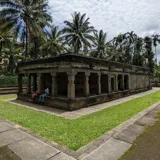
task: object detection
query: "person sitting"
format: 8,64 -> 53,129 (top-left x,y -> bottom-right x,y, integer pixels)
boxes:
32,90 -> 41,100
39,87 -> 50,104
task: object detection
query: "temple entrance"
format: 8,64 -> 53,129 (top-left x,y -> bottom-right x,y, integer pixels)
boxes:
101,74 -> 109,93
57,73 -> 68,97
75,72 -> 85,97
89,73 -> 98,95
124,75 -> 129,90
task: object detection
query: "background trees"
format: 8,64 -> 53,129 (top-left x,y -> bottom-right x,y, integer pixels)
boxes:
0,1 -> 159,75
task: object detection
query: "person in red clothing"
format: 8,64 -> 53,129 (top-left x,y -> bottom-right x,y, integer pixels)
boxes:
32,90 -> 40,100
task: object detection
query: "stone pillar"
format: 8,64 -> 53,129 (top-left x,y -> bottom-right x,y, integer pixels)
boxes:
67,72 -> 76,99
32,74 -> 37,92
122,75 -> 124,90
98,73 -> 101,95
115,75 -> 118,91
84,72 -> 90,97
108,75 -> 111,93
51,73 -> 57,97
27,73 -> 31,94
37,73 -> 44,92
18,74 -> 23,94
37,73 -> 41,92
128,75 -> 130,90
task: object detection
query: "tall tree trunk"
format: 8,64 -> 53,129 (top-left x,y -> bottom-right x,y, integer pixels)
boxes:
25,24 -> 28,61
155,46 -> 157,64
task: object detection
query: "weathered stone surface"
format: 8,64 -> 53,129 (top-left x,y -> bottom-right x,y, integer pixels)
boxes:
83,138 -> 131,160
114,129 -> 141,144
126,124 -> 145,134
0,146 -> 21,160
50,152 -> 76,160
0,129 -> 29,147
8,137 -> 60,160
0,122 -> 14,133
135,116 -> 157,126
77,152 -> 88,160
114,124 -> 145,144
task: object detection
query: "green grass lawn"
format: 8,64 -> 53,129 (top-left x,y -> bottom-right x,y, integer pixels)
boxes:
0,91 -> 160,150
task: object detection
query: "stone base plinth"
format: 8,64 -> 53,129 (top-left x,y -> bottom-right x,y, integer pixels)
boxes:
17,88 -> 151,111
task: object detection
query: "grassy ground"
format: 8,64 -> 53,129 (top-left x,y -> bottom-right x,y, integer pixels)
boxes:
0,92 -> 160,150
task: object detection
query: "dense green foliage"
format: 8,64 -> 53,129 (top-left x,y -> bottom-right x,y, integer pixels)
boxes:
0,75 -> 18,87
0,91 -> 160,150
0,74 -> 27,87
0,0 -> 160,74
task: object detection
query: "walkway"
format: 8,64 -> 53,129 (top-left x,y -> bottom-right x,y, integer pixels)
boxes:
1,88 -> 160,160
8,88 -> 160,119
121,112 -> 160,160
0,118 -> 75,160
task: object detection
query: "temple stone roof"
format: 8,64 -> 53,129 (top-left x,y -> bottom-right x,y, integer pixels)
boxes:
18,53 -> 150,72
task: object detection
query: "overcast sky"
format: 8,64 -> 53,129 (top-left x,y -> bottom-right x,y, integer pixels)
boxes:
48,0 -> 160,60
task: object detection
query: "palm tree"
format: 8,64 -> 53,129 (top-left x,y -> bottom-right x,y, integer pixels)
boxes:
90,30 -> 107,59
152,34 -> 160,64
63,12 -> 96,54
40,26 -> 65,57
1,32 -> 23,73
144,36 -> 154,73
0,0 -> 52,60
110,34 -> 126,62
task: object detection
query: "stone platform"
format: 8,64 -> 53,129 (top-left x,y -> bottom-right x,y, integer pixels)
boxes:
8,88 -> 160,119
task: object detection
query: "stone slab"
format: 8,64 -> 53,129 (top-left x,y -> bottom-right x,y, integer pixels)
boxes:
114,124 -> 145,144
0,122 -> 14,133
50,152 -> 76,160
114,129 -> 140,144
0,129 -> 29,147
126,124 -> 145,134
8,137 -> 60,160
83,138 -> 131,160
135,116 -> 157,126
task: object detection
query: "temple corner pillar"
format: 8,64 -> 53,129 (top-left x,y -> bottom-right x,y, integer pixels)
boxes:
67,71 -> 77,99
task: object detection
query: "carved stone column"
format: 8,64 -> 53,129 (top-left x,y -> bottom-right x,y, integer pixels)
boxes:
18,74 -> 23,94
51,73 -> 57,97
122,74 -> 125,90
67,71 -> 76,99
108,74 -> 111,93
32,74 -> 37,92
115,75 -> 118,91
128,75 -> 130,90
37,73 -> 44,92
98,73 -> 101,95
84,72 -> 90,97
27,73 -> 31,94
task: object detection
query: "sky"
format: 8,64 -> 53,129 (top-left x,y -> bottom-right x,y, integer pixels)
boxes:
48,0 -> 160,61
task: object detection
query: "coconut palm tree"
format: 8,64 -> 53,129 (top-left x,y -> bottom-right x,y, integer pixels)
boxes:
40,26 -> 65,57
1,31 -> 23,73
90,30 -> 108,59
144,36 -> 155,73
0,0 -> 52,60
152,34 -> 160,64
63,12 -> 96,54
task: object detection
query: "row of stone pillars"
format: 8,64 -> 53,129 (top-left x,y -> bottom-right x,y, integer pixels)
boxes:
18,72 -> 129,99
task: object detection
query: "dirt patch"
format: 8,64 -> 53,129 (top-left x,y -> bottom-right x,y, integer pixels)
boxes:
120,114 -> 160,160
0,146 -> 21,160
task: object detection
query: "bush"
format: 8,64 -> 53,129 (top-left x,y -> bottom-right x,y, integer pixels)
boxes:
0,75 -> 27,87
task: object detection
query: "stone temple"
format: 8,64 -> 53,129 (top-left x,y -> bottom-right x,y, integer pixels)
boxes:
17,54 -> 151,111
